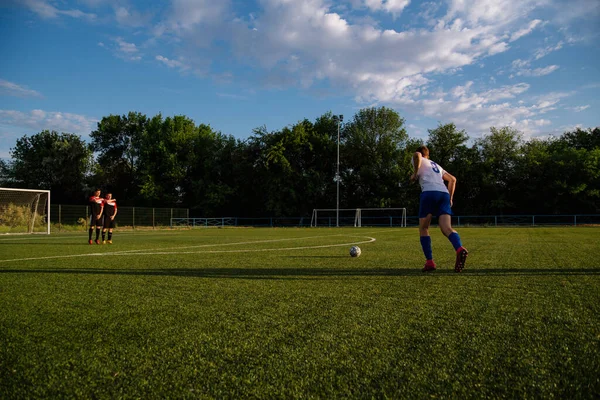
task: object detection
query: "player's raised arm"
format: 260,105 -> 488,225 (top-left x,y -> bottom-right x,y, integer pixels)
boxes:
411,152 -> 422,181
442,172 -> 457,205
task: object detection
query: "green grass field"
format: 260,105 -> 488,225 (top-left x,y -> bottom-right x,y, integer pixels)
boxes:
1,227 -> 599,398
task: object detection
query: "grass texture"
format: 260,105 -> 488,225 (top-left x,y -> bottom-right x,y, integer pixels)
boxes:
1,227 -> 599,398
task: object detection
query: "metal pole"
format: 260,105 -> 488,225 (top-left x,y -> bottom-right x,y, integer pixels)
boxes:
336,118 -> 340,227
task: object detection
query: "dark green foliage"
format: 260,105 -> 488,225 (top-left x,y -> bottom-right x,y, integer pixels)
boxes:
2,109 -> 598,215
7,130 -> 92,203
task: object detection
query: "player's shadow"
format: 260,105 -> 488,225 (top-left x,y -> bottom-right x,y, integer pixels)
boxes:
0,267 -> 599,279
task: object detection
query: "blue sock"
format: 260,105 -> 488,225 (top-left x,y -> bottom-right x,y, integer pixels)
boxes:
420,236 -> 433,260
448,232 -> 462,251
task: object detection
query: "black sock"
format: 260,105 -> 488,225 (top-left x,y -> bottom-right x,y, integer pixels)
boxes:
95,228 -> 100,240
102,231 -> 106,241
89,228 -> 93,240
108,232 -> 112,241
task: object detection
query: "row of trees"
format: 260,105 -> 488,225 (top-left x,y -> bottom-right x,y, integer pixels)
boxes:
1,107 -> 598,216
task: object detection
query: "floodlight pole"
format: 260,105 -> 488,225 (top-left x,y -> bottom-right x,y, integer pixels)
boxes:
335,114 -> 343,227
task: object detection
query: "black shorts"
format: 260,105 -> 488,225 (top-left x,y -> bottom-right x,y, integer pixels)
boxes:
103,216 -> 116,229
89,215 -> 103,227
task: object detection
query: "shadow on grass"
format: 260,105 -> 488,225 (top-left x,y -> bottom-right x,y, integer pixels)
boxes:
0,267 -> 599,279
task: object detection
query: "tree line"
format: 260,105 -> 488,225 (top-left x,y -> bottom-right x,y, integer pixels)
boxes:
1,107 -> 598,217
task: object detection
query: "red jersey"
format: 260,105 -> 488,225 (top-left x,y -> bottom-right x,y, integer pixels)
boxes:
103,198 -> 117,217
89,196 -> 103,215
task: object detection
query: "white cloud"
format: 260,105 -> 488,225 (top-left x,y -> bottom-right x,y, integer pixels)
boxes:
444,0 -> 546,26
114,6 -> 150,28
572,105 -> 590,112
14,0 -> 596,141
364,0 -> 411,16
0,79 -> 42,98
515,64 -> 559,77
225,0 -> 518,103
113,37 -> 142,61
410,82 -> 578,139
549,0 -> 600,24
511,59 -> 530,69
168,0 -> 231,32
534,41 -> 563,59
0,109 -> 98,135
156,55 -> 190,71
22,0 -> 96,20
509,19 -> 543,41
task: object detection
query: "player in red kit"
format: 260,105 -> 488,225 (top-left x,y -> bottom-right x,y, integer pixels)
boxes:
88,189 -> 104,244
102,193 -> 117,244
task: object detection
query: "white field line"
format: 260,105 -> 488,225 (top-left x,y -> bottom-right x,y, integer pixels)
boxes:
0,235 -> 376,264
113,237 -> 376,256
110,233 -> 368,255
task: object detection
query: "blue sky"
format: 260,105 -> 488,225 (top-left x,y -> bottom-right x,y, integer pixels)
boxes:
1,0 -> 599,159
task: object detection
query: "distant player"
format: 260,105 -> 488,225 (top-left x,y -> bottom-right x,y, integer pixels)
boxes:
88,189 -> 104,244
101,193 -> 117,244
411,146 -> 468,272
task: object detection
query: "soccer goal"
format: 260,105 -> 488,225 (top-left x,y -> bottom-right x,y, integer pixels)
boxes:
310,208 -> 361,227
0,187 -> 51,234
355,208 -> 407,227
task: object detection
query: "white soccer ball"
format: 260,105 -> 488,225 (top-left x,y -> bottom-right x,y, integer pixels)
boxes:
349,245 -> 361,257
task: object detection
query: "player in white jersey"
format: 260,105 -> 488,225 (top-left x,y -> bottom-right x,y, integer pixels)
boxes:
411,145 -> 468,272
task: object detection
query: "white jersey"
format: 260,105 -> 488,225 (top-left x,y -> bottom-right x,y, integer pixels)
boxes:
414,157 -> 449,193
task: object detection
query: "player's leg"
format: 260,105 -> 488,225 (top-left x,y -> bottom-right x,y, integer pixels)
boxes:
107,228 -> 113,244
88,215 -> 94,244
95,218 -> 102,244
438,200 -> 468,272
102,216 -> 108,244
418,192 -> 436,272
419,214 -> 436,272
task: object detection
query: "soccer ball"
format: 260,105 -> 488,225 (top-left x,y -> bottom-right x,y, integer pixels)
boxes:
349,245 -> 361,257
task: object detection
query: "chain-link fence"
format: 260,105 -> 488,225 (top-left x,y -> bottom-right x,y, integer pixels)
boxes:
45,207 -> 600,231
50,205 -> 189,232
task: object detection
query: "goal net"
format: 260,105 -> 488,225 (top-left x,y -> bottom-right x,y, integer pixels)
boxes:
355,208 -> 407,227
310,208 -> 361,227
0,188 -> 51,234
311,207 -> 407,227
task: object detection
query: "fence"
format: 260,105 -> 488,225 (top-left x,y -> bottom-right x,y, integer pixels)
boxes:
170,214 -> 600,228
50,205 -> 189,231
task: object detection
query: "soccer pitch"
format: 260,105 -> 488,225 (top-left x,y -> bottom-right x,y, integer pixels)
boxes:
1,227 -> 599,398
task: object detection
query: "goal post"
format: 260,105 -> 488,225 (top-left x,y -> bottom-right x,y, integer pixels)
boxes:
355,208 -> 407,227
310,208 -> 406,227
0,188 -> 51,234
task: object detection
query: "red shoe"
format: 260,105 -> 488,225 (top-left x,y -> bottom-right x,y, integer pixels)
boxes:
422,259 -> 436,272
455,247 -> 468,272
88,239 -> 93,245
95,239 -> 101,245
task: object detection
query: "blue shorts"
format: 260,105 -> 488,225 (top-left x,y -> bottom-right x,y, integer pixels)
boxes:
419,191 -> 452,218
